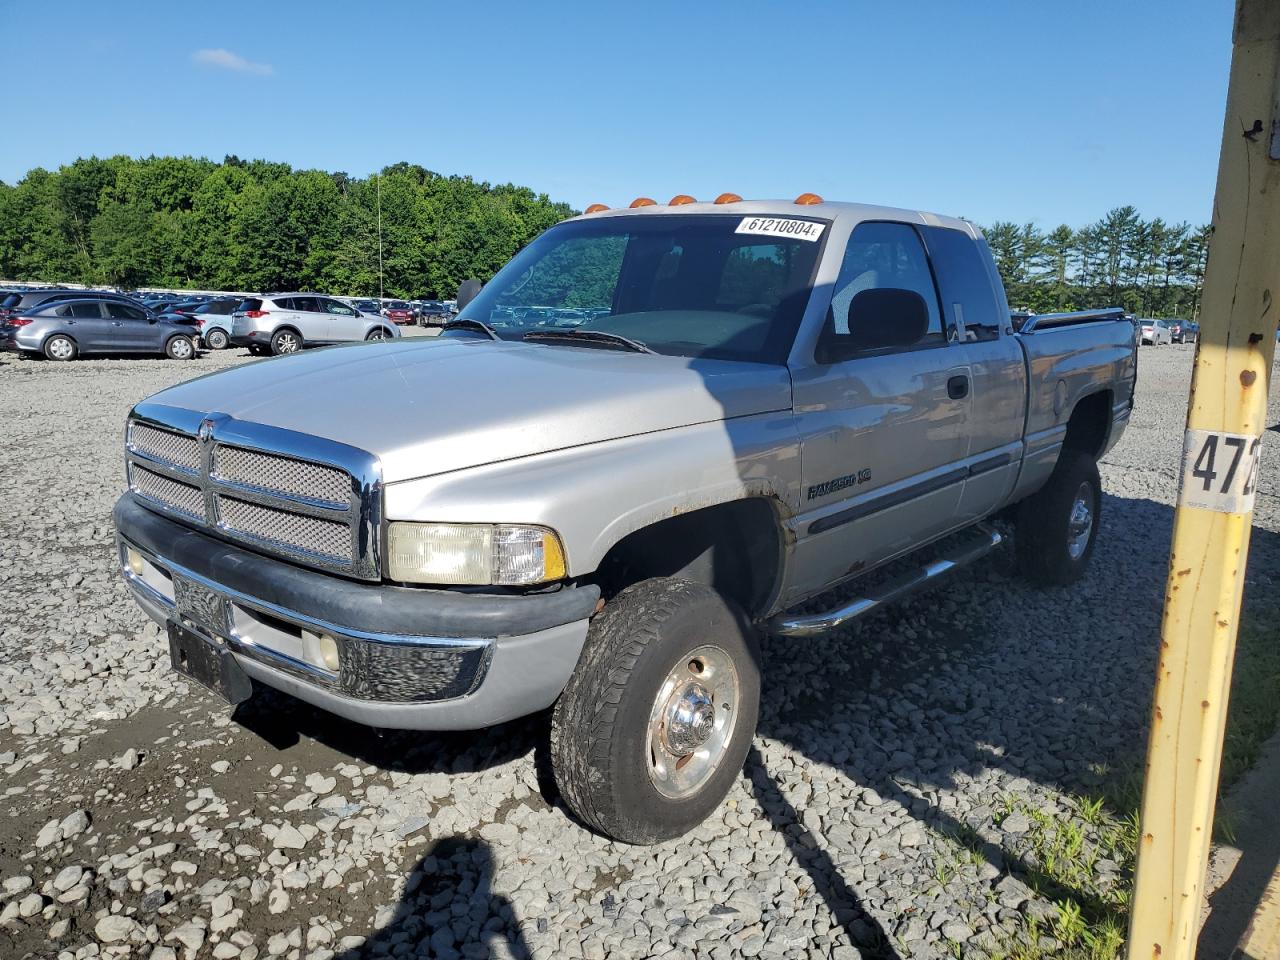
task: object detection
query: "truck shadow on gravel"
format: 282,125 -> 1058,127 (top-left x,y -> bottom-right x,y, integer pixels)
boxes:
230,491 -> 1280,959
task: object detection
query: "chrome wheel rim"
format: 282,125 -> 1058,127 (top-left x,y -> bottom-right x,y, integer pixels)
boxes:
171,338 -> 193,359
368,329 -> 386,341
647,645 -> 740,799
208,331 -> 227,349
276,333 -> 299,353
1067,482 -> 1094,560
48,338 -> 73,360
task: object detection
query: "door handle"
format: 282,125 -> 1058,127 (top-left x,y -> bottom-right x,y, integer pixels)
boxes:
947,375 -> 969,400
112,321 -> 123,326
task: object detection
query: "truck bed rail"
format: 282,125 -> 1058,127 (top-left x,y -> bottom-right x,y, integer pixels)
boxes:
1017,308 -> 1127,334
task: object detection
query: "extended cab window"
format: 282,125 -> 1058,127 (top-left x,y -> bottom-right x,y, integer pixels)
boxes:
457,214 -> 826,363
923,226 -> 1003,342
823,221 -> 943,351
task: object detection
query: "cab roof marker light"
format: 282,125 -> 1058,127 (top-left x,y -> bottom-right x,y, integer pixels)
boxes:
668,194 -> 696,206
794,192 -> 824,205
584,203 -> 609,214
630,197 -> 656,208
713,192 -> 742,205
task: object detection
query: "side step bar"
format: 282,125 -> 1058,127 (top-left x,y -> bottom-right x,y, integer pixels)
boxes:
768,526 -> 1004,638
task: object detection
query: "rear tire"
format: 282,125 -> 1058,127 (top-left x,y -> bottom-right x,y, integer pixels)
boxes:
205,329 -> 229,350
551,577 -> 760,844
271,329 -> 302,355
165,336 -> 195,360
1016,451 -> 1102,586
43,335 -> 78,361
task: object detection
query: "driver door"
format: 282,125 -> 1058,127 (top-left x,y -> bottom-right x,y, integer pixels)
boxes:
787,221 -> 972,602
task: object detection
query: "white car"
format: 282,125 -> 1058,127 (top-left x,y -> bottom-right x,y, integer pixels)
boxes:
229,294 -> 400,355
1139,319 -> 1171,345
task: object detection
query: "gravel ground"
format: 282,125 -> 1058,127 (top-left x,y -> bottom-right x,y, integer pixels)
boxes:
1,338 -> 1278,960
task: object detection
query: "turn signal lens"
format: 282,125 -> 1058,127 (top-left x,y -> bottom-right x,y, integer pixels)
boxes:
317,634 -> 340,671
387,522 -> 568,586
584,203 -> 609,214
630,197 -> 656,208
713,192 -> 742,204
125,546 -> 144,577
668,194 -> 696,206
794,192 -> 824,205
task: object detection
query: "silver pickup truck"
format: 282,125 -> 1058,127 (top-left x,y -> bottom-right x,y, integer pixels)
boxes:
114,197 -> 1137,843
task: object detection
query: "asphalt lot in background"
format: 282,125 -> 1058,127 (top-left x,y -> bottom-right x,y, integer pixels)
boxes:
0,338 -> 1277,960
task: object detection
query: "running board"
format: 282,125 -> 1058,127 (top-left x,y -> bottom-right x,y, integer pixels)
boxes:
768,526 -> 1004,638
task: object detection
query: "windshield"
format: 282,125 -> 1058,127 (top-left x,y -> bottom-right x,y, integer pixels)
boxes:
458,213 -> 827,363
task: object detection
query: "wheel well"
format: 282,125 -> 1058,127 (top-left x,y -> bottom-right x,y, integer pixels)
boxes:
1063,390 -> 1111,459
43,332 -> 77,346
591,498 -> 784,619
272,325 -> 302,339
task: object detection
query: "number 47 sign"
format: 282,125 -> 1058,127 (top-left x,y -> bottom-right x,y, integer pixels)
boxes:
1178,428 -> 1262,515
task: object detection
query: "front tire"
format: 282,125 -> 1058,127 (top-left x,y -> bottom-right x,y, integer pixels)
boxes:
271,329 -> 302,355
551,578 -> 760,844
1015,451 -> 1102,586
366,327 -> 391,341
165,336 -> 195,360
43,335 -> 77,361
205,329 -> 229,350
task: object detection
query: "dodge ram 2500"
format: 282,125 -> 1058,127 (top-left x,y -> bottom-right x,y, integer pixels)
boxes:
114,196 -> 1137,843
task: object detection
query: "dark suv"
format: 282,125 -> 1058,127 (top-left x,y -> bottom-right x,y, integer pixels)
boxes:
0,289 -> 154,323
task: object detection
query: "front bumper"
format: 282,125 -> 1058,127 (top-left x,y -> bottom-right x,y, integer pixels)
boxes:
114,494 -> 597,730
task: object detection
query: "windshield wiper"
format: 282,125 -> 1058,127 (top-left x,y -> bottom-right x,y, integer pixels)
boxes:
442,317 -> 499,340
522,329 -> 654,354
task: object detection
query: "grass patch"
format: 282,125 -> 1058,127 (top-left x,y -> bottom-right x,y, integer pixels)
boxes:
987,604 -> 1280,960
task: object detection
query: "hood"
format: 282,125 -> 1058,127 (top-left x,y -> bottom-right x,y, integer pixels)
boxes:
145,337 -> 792,482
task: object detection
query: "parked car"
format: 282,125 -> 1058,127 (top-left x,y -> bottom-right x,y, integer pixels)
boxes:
1,298 -> 198,360
1139,318 -> 1171,345
179,299 -> 242,349
1168,319 -> 1197,344
417,301 -> 451,326
114,197 -> 1136,844
229,294 -> 400,355
383,301 -> 414,325
0,288 -> 154,323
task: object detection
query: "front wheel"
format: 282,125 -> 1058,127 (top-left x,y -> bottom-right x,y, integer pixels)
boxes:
165,336 -> 195,360
551,578 -> 760,844
205,329 -> 229,350
366,327 -> 391,341
1015,451 -> 1102,586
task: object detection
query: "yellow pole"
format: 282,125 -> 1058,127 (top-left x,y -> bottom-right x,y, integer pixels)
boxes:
1127,2 -> 1280,959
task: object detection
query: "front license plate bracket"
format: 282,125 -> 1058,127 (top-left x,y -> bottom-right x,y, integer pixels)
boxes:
167,620 -> 253,706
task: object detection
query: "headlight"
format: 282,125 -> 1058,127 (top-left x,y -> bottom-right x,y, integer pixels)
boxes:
386,522 -> 567,586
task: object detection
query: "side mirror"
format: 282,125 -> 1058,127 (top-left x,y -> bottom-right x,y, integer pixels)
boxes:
845,288 -> 930,352
456,279 -> 483,311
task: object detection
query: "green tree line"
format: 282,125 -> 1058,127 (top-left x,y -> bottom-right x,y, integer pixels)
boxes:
983,206 -> 1211,319
0,155 -> 575,298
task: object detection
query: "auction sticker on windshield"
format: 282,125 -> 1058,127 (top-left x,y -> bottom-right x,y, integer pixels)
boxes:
735,217 -> 826,242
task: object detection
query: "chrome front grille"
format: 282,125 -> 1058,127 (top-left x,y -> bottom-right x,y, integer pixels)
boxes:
130,465 -> 206,520
128,423 -> 201,474
123,405 -> 382,580
216,495 -> 352,563
213,445 -> 350,507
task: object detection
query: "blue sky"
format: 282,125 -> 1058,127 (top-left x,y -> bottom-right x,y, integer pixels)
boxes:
2,0 -> 1233,228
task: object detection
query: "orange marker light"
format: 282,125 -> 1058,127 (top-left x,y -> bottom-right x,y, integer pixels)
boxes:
794,192 -> 824,206
714,193 -> 742,204
668,194 -> 696,206
630,197 -> 657,208
584,203 -> 609,214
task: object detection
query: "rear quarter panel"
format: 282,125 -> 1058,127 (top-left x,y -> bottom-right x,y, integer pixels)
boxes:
1012,319 -> 1137,500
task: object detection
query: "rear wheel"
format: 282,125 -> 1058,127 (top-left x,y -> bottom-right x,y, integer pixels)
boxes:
271,329 -> 301,355
205,329 -> 229,350
551,577 -> 760,844
43,335 -> 77,361
1016,451 -> 1101,586
165,336 -> 195,360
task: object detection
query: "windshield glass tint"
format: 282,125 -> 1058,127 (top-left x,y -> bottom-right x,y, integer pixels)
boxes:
458,214 -> 827,362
